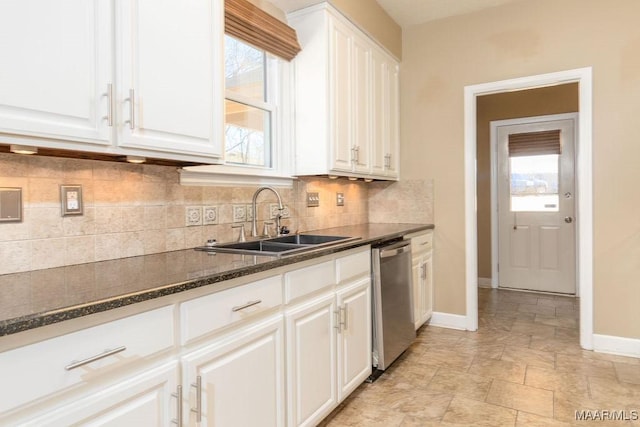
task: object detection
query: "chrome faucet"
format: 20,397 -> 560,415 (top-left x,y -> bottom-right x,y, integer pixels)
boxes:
251,186 -> 284,237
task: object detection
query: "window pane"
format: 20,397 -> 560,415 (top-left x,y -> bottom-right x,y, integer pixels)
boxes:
510,154 -> 559,212
225,99 -> 271,167
224,35 -> 265,101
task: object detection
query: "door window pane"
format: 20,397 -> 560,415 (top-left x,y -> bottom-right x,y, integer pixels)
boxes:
510,154 -> 559,212
224,99 -> 271,167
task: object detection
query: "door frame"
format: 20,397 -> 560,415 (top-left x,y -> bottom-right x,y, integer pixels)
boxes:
464,67 -> 593,350
490,112 -> 579,293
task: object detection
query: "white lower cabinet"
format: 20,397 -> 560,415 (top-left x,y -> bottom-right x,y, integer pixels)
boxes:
23,361 -> 180,427
408,230 -> 434,330
285,249 -> 372,427
0,248 -> 373,427
181,313 -> 285,427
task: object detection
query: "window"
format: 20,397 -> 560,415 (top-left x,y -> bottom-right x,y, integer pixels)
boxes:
224,35 -> 277,168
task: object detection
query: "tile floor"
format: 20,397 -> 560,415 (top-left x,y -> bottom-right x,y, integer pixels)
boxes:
320,287 -> 640,426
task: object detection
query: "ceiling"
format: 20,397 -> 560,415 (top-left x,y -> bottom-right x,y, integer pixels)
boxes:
269,0 -> 524,28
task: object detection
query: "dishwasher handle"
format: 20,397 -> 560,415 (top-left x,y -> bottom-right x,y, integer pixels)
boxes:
379,243 -> 411,258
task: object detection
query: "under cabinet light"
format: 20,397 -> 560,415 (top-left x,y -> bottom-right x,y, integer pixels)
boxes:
348,177 -> 358,181
364,178 -> 374,183
9,144 -> 38,155
126,156 -> 146,164
328,175 -> 339,180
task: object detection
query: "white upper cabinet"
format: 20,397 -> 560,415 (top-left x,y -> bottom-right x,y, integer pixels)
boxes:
0,0 -> 112,146
289,3 -> 400,180
0,0 -> 223,164
116,0 -> 223,160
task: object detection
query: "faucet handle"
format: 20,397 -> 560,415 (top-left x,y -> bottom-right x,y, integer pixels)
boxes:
262,221 -> 274,237
231,224 -> 246,242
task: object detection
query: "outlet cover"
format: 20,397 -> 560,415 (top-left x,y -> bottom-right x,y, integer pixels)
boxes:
336,193 -> 345,206
270,204 -> 290,219
232,204 -> 246,222
203,206 -> 218,225
186,206 -> 202,226
307,192 -> 320,207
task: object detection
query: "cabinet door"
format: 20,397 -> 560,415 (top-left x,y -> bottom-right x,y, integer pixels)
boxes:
385,62 -> 400,179
336,278 -> 371,401
285,292 -> 337,427
0,0 -> 112,145
421,252 -> 434,324
328,17 -> 353,172
411,256 -> 423,331
351,34 -> 371,174
370,48 -> 388,177
181,314 -> 285,427
117,0 -> 222,159
22,362 -> 180,427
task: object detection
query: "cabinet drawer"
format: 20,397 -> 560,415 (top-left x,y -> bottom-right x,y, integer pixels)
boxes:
409,231 -> 433,254
181,275 -> 283,345
336,248 -> 371,285
284,260 -> 335,303
0,305 -> 174,413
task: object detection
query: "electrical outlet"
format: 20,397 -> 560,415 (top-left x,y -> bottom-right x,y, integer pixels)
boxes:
186,206 -> 202,226
203,206 -> 218,225
336,193 -> 345,206
270,203 -> 291,219
232,205 -> 246,222
307,192 -> 320,207
246,204 -> 254,222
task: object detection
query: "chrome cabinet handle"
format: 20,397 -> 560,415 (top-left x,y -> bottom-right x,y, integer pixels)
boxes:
64,346 -> 126,370
342,305 -> 348,331
350,147 -> 357,163
191,375 -> 202,422
384,153 -> 390,169
105,83 -> 113,127
420,263 -> 427,280
232,299 -> 262,312
355,146 -> 360,163
334,309 -> 341,331
128,88 -> 135,130
172,385 -> 183,426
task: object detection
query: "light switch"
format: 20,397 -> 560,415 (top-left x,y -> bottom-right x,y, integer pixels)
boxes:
0,188 -> 22,222
307,192 -> 320,207
336,193 -> 345,206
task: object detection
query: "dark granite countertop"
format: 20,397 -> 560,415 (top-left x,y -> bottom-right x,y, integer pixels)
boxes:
0,223 -> 433,337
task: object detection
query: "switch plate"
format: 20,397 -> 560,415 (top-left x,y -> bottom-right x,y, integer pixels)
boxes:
60,185 -> 83,216
307,192 -> 320,207
186,206 -> 202,226
336,193 -> 345,206
0,187 -> 22,223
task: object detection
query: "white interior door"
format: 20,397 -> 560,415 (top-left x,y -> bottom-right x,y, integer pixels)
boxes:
497,115 -> 577,294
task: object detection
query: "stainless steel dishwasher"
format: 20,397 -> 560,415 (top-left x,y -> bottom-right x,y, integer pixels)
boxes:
370,239 -> 416,379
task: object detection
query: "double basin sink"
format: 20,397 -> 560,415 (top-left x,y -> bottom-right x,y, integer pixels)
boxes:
195,234 -> 359,258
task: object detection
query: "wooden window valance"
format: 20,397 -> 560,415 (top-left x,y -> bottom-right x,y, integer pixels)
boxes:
508,130 -> 561,157
225,0 -> 301,61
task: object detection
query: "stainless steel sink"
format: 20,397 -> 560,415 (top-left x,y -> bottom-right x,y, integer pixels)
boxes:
194,234 -> 359,257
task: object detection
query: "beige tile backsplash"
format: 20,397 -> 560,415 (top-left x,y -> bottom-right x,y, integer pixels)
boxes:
0,153 -> 434,275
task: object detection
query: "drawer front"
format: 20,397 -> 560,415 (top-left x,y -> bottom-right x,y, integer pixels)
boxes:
284,260 -> 335,303
409,231 -> 433,254
181,275 -> 283,345
336,248 -> 371,285
0,305 -> 175,413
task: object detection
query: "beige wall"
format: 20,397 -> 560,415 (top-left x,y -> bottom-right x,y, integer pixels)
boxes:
402,0 -> 640,339
476,84 -> 579,278
330,0 -> 402,59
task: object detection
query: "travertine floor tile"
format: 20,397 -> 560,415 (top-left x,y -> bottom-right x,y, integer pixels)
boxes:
529,336 -> 583,356
554,391 -> 635,427
588,375 -> 640,406
441,395 -> 517,426
501,346 -> 555,370
426,368 -> 493,401
468,358 -> 527,384
615,362 -> 640,385
524,365 -> 590,396
510,320 -> 556,338
516,411 -> 572,426
517,303 -> 556,316
556,353 -> 617,380
485,380 -> 554,418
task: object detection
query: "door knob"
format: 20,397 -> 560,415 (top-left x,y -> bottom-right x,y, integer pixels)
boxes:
564,216 -> 573,223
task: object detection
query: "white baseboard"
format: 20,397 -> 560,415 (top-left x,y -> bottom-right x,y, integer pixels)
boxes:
429,312 -> 468,330
592,334 -> 640,359
478,277 -> 492,288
